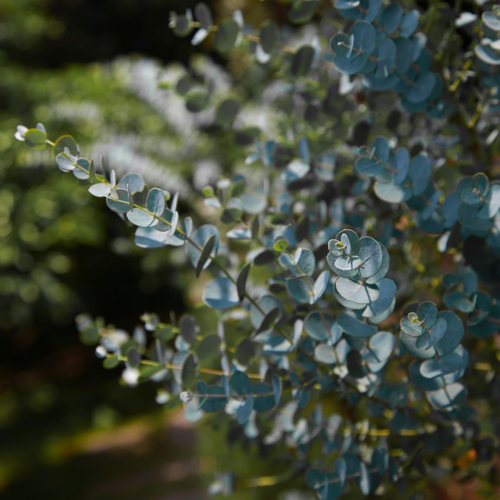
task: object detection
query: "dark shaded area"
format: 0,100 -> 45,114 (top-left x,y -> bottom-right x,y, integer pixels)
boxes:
4,0 -> 204,68
0,0 -> 204,496
2,414 -> 203,500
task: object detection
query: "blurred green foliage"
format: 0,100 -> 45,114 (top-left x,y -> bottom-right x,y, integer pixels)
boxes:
0,1 -> 203,497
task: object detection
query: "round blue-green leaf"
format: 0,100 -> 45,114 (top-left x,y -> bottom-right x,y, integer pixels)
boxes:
89,182 -> 111,198
338,311 -> 377,337
374,181 -> 411,203
358,462 -> 371,494
355,157 -> 384,177
56,153 -> 75,173
336,277 -> 380,304
375,39 -> 396,78
54,135 -> 80,158
394,37 -> 414,74
363,72 -> 399,91
363,331 -> 395,363
306,469 -> 327,492
203,277 -> 240,310
435,311 -> 464,355
253,383 -> 275,412
475,44 -> 500,66
392,148 -> 409,185
458,177 -> 481,206
420,350 -> 465,379
365,243 -> 390,285
230,371 -> 252,395
117,173 -> 145,194
263,334 -> 291,355
331,33 -> 368,74
236,263 -> 251,302
407,71 -> 437,103
483,11 -> 500,31
440,192 -> 460,228
368,297 -> 395,325
479,184 -> 500,219
333,287 -> 366,310
250,295 -> 283,330
411,35 -> 427,62
409,154 -> 431,196
73,158 -> 91,180
358,237 -> 383,278
336,229 -> 360,254
286,278 -> 311,303
256,307 -> 281,334
426,317 -> 447,348
304,312 -> 334,341
236,394 -> 254,425
312,271 -> 330,304
198,381 -> 228,413
335,255 -> 362,272
379,3 -> 403,34
241,189 -> 267,214
195,234 -> 217,277
467,292 -> 491,326
135,227 -> 168,248
362,279 -> 396,318
335,0 -> 360,9
351,20 -> 377,54
106,188 -> 131,214
283,159 -> 310,183
147,188 -> 166,216
427,382 -> 467,409
314,344 -> 337,365
417,302 -> 438,328
335,339 -> 352,363
459,204 -> 494,232
400,313 -> 424,337
214,19 -> 239,53
287,248 -> 316,276
443,345 -> 469,384
421,189 -> 442,220
315,153 -> 336,181
409,360 -> 444,390
400,9 -> 419,36
187,225 -> 220,269
272,375 -> 282,407
327,458 -> 347,497
227,227 -> 251,240
127,208 -> 157,227
298,137 -> 310,163
401,331 -> 435,359
473,172 -> 489,195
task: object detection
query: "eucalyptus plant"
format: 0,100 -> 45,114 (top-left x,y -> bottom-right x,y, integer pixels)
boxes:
15,0 -> 500,498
